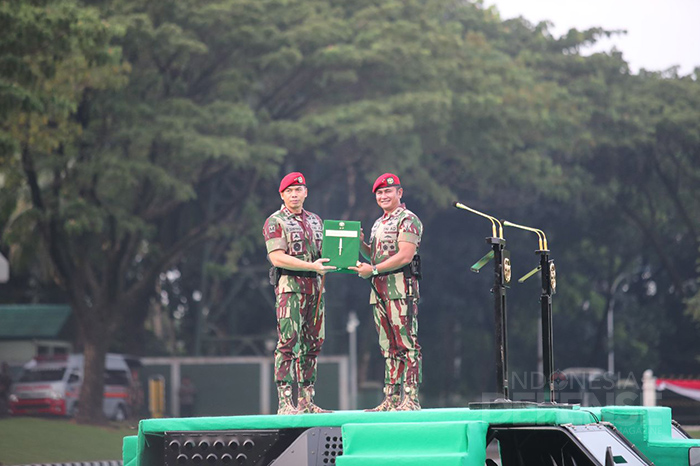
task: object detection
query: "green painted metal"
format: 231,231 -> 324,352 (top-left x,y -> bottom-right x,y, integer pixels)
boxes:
585,406 -> 700,466
122,435 -> 138,466
123,405 -> 700,466
337,421 -> 488,466
126,407 -> 595,466
469,249 -> 494,272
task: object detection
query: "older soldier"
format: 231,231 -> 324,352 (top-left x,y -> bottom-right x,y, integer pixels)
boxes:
350,173 -> 423,411
263,172 -> 335,414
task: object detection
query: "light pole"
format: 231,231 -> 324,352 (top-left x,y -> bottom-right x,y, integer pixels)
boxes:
0,252 -> 9,283
607,274 -> 628,375
453,201 -> 511,400
503,220 -> 556,403
347,311 -> 360,409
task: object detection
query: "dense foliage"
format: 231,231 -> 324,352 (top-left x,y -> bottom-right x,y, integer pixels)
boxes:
1,0 -> 699,422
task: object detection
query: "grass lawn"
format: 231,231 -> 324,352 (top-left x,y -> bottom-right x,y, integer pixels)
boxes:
0,417 -> 137,465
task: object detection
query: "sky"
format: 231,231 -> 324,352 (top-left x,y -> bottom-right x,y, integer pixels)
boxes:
485,0 -> 700,76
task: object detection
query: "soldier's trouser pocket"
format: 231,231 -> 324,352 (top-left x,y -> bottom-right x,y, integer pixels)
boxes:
277,306 -> 291,319
276,292 -> 300,319
276,304 -> 295,341
276,293 -> 303,340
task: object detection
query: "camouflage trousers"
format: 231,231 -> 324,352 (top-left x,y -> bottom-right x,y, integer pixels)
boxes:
274,291 -> 325,385
372,298 -> 422,386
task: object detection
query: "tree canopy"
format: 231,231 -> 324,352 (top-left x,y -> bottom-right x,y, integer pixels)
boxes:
1,0 -> 699,422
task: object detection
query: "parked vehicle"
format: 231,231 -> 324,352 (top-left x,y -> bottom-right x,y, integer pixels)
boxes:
9,353 -> 132,421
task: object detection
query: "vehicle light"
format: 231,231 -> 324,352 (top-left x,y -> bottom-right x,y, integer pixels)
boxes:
50,390 -> 63,400
9,394 -> 18,403
690,447 -> 700,466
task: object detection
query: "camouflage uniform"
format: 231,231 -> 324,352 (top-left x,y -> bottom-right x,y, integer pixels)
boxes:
263,205 -> 325,386
369,203 -> 423,389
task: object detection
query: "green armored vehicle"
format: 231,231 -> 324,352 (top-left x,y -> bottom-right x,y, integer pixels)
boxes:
122,404 -> 700,466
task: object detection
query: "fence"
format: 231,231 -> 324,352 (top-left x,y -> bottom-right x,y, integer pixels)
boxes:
138,356 -> 349,417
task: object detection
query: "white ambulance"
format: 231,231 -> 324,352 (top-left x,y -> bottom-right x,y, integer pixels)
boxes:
9,353 -> 133,420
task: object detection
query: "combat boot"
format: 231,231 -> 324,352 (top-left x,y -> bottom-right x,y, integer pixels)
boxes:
276,383 -> 298,415
365,384 -> 401,412
297,384 -> 332,414
395,383 -> 421,411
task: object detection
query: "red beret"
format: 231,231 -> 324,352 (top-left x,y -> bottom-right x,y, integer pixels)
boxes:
372,173 -> 401,193
279,172 -> 306,192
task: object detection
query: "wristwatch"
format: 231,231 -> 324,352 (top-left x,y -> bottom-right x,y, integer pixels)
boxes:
371,265 -> 379,276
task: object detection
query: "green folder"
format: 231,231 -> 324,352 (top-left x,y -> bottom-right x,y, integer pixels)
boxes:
322,220 -> 361,273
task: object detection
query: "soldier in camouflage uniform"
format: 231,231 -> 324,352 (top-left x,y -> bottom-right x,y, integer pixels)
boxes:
263,172 -> 335,414
350,173 -> 423,411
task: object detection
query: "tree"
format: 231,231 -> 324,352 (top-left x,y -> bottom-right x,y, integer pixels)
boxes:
4,0 -> 700,416
1,0 -> 128,422
2,0 -> 280,422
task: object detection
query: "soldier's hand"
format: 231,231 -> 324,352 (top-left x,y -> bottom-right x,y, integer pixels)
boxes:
349,262 -> 373,279
313,258 -> 336,275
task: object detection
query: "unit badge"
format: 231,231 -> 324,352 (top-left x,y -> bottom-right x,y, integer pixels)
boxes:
549,262 -> 557,292
503,257 -> 512,284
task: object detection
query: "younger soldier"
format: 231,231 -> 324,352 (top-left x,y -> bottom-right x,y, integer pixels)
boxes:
350,173 -> 423,411
263,172 -> 335,414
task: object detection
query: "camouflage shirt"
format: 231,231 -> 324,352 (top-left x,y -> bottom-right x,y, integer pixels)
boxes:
369,203 -> 423,302
263,205 -> 324,294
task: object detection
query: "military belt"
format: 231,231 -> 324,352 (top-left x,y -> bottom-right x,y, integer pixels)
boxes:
374,265 -> 411,278
279,268 -> 318,278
